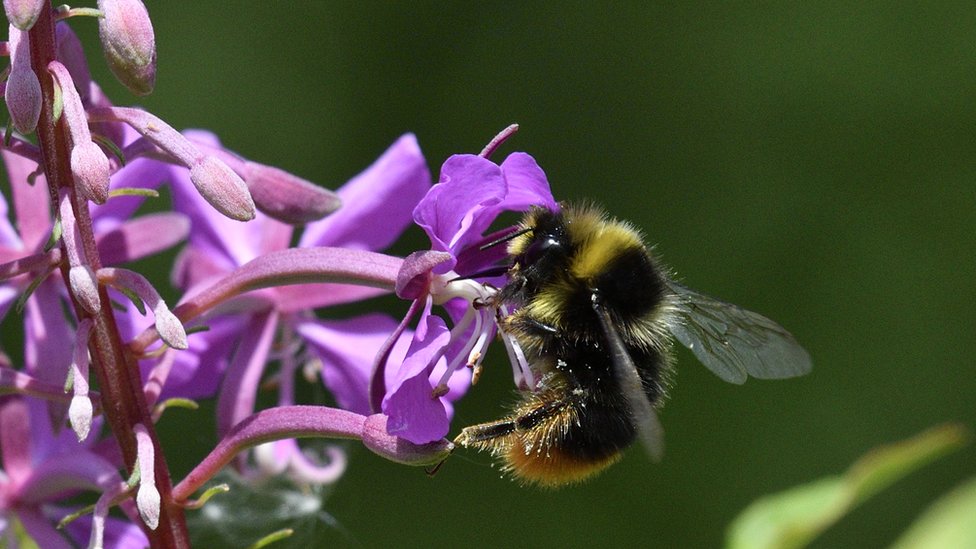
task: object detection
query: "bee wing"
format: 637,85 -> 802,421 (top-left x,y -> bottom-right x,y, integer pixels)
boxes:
666,281 -> 812,384
592,296 -> 665,461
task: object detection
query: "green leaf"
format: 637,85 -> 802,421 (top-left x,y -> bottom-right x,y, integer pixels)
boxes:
14,266 -> 55,314
3,118 -> 13,147
248,529 -> 295,549
116,284 -> 147,315
726,423 -> 968,549
92,133 -> 127,167
51,77 -> 63,123
890,475 -> 976,549
44,219 -> 62,253
58,503 -> 97,530
182,483 -> 230,509
108,187 -> 160,199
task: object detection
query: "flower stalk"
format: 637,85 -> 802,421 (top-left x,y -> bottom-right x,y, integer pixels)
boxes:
130,247 -> 403,355
26,6 -> 187,547
173,406 -> 453,502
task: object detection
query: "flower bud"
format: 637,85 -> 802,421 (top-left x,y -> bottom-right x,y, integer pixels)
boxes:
5,26 -> 41,134
68,394 -> 93,442
97,0 -> 156,95
49,61 -> 111,203
97,267 -> 188,349
133,424 -> 160,530
243,161 -> 341,224
69,265 -> 101,314
71,142 -> 111,204
3,0 -> 45,30
68,318 -> 95,442
189,156 -> 256,222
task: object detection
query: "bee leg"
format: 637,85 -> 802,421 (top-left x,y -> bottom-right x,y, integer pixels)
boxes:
456,389 -> 578,447
523,317 -> 559,335
502,311 -> 560,337
455,417 -> 518,445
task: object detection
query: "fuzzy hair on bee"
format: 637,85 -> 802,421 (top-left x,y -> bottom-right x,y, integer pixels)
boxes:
455,203 -> 811,488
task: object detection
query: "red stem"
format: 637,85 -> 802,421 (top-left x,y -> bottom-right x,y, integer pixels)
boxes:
28,7 -> 188,548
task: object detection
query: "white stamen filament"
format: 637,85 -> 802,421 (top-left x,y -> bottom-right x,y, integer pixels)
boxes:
430,305 -> 476,396
431,271 -> 495,397
497,303 -> 536,390
436,305 -> 486,393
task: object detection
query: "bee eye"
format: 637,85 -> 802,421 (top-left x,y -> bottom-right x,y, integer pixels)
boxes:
520,234 -> 562,266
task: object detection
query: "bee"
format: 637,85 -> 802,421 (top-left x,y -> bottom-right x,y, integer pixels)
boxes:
454,204 -> 811,487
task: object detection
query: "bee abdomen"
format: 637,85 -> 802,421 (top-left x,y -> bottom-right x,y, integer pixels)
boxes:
502,386 -> 636,487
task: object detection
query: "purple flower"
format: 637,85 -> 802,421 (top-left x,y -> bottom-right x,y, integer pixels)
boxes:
376,149 -> 556,444
168,133 -> 431,485
0,6 -> 466,545
0,397 -> 144,549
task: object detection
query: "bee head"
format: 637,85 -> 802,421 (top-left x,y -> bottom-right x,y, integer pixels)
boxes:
510,207 -> 569,269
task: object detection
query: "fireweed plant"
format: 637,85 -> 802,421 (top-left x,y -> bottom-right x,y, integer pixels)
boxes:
0,3 -> 562,548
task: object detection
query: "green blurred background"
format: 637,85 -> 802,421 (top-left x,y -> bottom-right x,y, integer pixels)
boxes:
24,2 -> 976,547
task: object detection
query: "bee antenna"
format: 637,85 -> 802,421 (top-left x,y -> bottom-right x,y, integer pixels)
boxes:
479,227 -> 532,251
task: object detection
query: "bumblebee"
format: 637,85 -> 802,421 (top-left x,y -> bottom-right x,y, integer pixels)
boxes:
455,204 -> 811,487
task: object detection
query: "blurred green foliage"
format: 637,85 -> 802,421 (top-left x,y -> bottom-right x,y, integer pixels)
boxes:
727,424 -> 969,549
891,474 -> 976,549
4,3 -> 974,548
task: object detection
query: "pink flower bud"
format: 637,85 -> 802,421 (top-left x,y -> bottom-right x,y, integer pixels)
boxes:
68,393 -> 93,442
97,267 -> 188,349
71,142 -> 111,204
67,319 -> 95,442
133,423 -> 160,530
5,26 -> 41,134
243,161 -> 341,224
49,61 -> 111,203
69,265 -> 101,314
189,156 -> 256,222
87,107 -> 258,221
97,0 -> 156,95
3,0 -> 45,30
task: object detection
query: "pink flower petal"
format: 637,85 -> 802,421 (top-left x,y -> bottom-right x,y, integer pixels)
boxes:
382,313 -> 452,444
299,133 -> 430,250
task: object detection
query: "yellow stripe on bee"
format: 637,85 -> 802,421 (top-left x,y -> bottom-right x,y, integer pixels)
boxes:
525,282 -> 575,327
569,220 -> 645,282
507,208 -> 547,257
